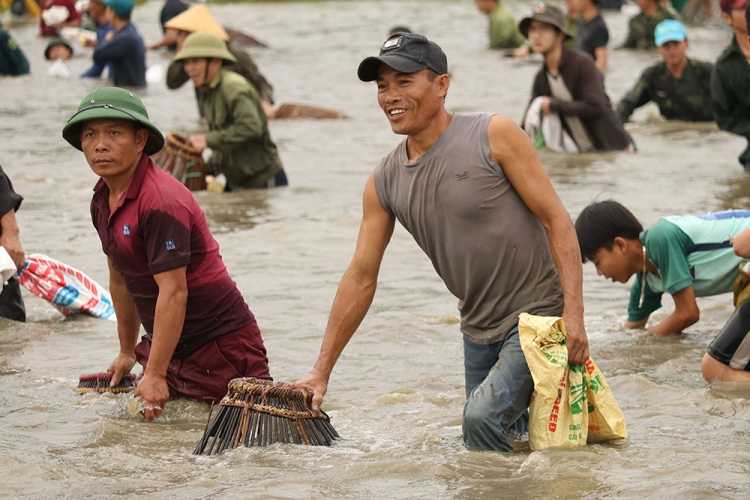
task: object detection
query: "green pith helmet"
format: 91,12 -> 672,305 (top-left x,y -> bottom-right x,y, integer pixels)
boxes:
62,87 -> 165,156
173,31 -> 237,64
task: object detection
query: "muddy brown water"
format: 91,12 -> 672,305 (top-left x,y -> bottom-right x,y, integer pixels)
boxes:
1,1 -> 750,498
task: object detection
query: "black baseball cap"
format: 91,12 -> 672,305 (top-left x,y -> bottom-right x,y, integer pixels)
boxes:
357,32 -> 448,82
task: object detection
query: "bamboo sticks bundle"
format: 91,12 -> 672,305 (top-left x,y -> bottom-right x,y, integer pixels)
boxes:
75,372 -> 136,394
194,377 -> 339,456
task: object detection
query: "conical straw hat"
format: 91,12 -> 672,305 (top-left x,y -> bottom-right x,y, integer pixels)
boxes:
164,4 -> 229,41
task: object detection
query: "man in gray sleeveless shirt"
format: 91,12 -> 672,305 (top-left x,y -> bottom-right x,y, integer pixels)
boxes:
293,32 -> 588,452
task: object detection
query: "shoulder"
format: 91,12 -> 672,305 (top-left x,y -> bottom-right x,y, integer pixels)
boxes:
219,70 -> 255,96
642,61 -> 664,79
689,58 -> 713,75
715,44 -> 736,66
646,218 -> 688,246
140,162 -> 195,211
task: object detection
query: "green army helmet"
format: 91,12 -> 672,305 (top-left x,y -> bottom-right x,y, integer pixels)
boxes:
173,31 -> 237,64
62,87 -> 165,156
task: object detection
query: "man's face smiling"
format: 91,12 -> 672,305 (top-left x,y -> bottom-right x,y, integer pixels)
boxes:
376,65 -> 445,137
80,118 -> 147,180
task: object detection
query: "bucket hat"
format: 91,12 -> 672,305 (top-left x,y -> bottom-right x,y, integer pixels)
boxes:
62,87 -> 165,156
102,0 -> 132,18
357,32 -> 447,82
44,37 -> 73,60
164,4 -> 229,40
654,19 -> 687,46
519,3 -> 571,39
173,31 -> 237,64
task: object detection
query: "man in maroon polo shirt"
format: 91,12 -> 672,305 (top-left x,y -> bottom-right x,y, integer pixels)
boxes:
62,87 -> 271,421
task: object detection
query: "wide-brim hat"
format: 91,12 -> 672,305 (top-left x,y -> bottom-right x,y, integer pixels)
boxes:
62,87 -> 164,156
45,37 -> 73,60
519,3 -> 571,39
173,31 -> 237,64
164,4 -> 229,40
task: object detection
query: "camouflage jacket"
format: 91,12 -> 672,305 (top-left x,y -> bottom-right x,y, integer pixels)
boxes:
617,58 -> 714,122
711,37 -> 750,139
620,6 -> 676,50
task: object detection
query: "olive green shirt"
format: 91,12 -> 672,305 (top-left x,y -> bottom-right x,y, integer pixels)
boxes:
617,58 -> 714,122
201,68 -> 283,190
487,3 -> 525,49
621,6 -> 677,50
711,37 -> 750,167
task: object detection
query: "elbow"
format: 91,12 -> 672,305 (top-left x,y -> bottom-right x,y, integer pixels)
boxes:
678,309 -> 700,331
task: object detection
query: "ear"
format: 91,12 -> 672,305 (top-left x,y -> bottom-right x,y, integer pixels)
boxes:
134,127 -> 149,155
612,236 -> 628,253
436,73 -> 450,99
721,11 -> 733,26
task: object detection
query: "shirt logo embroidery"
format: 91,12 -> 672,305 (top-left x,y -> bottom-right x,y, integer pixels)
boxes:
165,239 -> 176,252
123,224 -> 131,236
455,171 -> 469,181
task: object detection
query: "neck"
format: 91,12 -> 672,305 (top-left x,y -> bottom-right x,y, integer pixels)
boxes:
581,4 -> 598,21
544,43 -> 564,76
110,17 -> 128,31
642,3 -> 657,17
666,56 -> 688,78
405,110 -> 453,162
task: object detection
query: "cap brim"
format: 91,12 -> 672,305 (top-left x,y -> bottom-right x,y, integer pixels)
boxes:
62,107 -> 164,156
357,55 -> 428,82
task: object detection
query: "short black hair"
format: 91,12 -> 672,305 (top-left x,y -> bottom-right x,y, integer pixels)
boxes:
575,200 -> 643,263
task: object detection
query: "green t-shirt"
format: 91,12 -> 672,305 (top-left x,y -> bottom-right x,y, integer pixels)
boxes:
627,211 -> 750,321
487,3 -> 526,49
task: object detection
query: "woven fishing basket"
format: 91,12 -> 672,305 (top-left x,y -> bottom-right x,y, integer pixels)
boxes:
150,133 -> 207,191
194,377 -> 339,455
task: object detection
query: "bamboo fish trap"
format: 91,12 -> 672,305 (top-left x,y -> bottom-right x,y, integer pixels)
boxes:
194,377 -> 339,455
150,133 -> 207,191
75,372 -> 136,394
274,103 -> 349,120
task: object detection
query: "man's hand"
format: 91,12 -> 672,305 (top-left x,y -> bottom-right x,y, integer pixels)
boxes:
134,372 -> 170,422
104,31 -> 114,42
107,351 -> 136,387
0,209 -> 25,271
563,312 -> 589,365
261,101 -> 276,119
292,370 -> 328,411
513,44 -> 530,59
541,98 -> 552,117
188,134 -> 207,151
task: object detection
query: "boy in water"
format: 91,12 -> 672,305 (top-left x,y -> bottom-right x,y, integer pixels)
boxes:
576,200 -> 750,335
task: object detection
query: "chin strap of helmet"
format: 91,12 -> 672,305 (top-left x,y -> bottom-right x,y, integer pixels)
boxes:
202,57 -> 211,89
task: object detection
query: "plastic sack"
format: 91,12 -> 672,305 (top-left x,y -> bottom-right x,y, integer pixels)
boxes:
41,5 -> 69,26
0,247 -> 17,287
518,313 -> 626,451
16,254 -> 116,321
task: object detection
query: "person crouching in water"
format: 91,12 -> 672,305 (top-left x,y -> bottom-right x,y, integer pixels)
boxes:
176,31 -> 287,190
61,87 -> 272,420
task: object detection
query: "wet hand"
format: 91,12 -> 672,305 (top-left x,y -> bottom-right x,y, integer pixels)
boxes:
541,98 -> 551,117
563,313 -> 589,365
0,233 -> 25,272
105,31 -> 114,42
292,371 -> 328,411
107,352 -> 136,387
261,101 -> 276,119
134,372 -> 169,422
188,135 -> 207,151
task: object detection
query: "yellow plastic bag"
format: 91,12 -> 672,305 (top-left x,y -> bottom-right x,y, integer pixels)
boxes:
518,313 -> 627,451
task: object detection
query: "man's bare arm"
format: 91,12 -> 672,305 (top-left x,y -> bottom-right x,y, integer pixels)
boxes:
293,173 -> 395,409
107,257 -> 142,385
487,114 -> 589,364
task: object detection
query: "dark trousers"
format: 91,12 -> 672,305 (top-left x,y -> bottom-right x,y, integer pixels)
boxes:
0,278 -> 25,322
